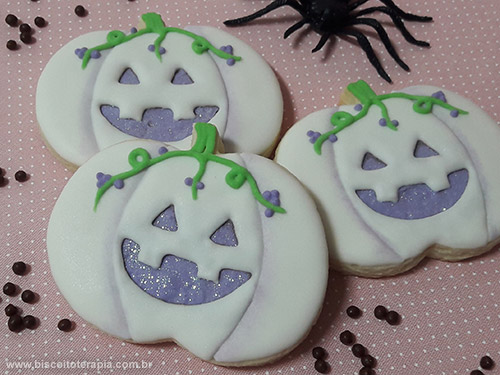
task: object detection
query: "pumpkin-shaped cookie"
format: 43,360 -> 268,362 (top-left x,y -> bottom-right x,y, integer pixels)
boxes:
37,13 -> 283,169
47,123 -> 328,365
276,81 -> 500,277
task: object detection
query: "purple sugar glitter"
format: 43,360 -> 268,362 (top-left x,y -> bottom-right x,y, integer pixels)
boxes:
210,220 -> 238,247
100,105 -> 219,142
356,169 -> 469,220
414,141 -> 439,158
361,153 -> 387,171
122,239 -> 250,305
152,205 -> 178,232
119,68 -> 140,84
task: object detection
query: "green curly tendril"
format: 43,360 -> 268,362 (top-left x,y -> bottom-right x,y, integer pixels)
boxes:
94,123 -> 285,215
313,80 -> 469,155
81,13 -> 242,69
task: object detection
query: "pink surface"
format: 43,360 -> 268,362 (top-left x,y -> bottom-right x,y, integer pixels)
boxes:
1,0 -> 499,374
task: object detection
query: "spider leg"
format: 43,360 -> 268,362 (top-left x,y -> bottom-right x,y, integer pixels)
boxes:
284,19 -> 308,39
224,0 -> 304,26
376,0 -> 432,22
312,33 -> 331,53
350,18 -> 409,71
356,7 -> 430,47
338,29 -> 392,83
349,0 -> 370,11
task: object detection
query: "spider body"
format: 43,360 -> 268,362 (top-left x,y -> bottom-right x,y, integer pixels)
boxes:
224,0 -> 432,82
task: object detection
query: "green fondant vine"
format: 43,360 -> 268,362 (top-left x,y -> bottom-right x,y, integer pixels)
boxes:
94,123 -> 285,215
81,13 -> 241,69
313,80 -> 469,155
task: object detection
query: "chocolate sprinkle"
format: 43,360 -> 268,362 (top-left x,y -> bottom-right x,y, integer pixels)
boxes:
361,354 -> 377,368
21,290 -> 35,303
312,346 -> 327,360
7,40 -> 18,51
480,356 -> 494,370
5,304 -> 19,317
374,305 -> 388,320
314,359 -> 329,374
346,305 -> 362,319
5,14 -> 18,27
471,370 -> 485,375
386,310 -> 401,325
359,367 -> 375,375
3,282 -> 17,296
57,318 -> 72,331
23,315 -> 37,329
12,261 -> 27,275
8,315 -> 24,332
19,23 -> 32,34
14,170 -> 28,182
340,330 -> 355,346
34,16 -> 46,27
352,344 -> 366,358
75,5 -> 87,17
20,32 -> 32,45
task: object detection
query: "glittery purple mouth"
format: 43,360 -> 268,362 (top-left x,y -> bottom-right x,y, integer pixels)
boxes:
100,105 -> 219,142
121,239 -> 251,305
355,169 -> 469,220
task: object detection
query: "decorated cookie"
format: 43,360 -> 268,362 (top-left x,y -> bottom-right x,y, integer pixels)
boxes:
47,123 -> 328,365
37,13 -> 283,170
276,80 -> 500,277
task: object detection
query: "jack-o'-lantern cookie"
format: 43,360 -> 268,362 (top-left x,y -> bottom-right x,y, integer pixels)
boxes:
276,80 -> 500,277
47,123 -> 328,365
37,13 -> 283,170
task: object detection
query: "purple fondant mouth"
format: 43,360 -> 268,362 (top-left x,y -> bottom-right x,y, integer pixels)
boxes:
100,105 -> 219,142
355,169 -> 469,220
122,238 -> 251,305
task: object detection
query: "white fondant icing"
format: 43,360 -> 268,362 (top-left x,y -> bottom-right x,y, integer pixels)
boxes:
37,22 -> 283,168
276,86 -> 500,270
48,140 -> 327,364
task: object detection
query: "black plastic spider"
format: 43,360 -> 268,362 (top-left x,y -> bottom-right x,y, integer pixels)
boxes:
224,0 -> 432,82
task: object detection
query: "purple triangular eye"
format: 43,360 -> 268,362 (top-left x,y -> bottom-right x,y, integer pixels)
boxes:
210,220 -> 238,247
361,152 -> 387,170
171,69 -> 194,85
152,205 -> 178,232
119,68 -> 140,85
414,140 -> 439,158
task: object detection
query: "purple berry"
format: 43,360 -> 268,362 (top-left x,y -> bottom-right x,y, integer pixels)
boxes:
184,177 -> 193,186
196,182 -> 205,190
90,50 -> 101,59
379,118 -> 387,126
329,134 -> 338,143
130,27 -> 138,34
307,130 -> 314,137
159,47 -> 166,55
114,179 -> 124,189
227,58 -> 235,66
147,44 -> 155,52
263,190 -> 272,200
158,146 -> 168,155
391,120 -> 399,127
265,208 -> 274,218
450,109 -> 459,118
354,104 -> 363,111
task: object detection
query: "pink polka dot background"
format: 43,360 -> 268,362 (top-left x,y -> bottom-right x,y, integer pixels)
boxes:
1,0 -> 499,374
